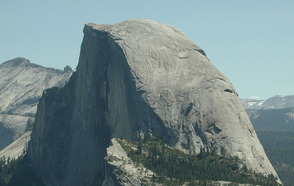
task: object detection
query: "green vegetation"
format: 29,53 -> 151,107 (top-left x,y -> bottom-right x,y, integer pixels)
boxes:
0,156 -> 22,185
248,108 -> 294,131
0,154 -> 44,186
117,136 -> 280,186
257,130 -> 294,186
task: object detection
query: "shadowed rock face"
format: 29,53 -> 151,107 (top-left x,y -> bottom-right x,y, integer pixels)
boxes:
0,58 -> 73,150
28,19 -> 280,185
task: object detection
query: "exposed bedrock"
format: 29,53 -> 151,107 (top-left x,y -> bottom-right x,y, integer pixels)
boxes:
28,19 -> 280,185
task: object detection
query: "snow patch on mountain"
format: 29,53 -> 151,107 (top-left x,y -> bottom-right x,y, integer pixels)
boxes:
242,95 -> 294,110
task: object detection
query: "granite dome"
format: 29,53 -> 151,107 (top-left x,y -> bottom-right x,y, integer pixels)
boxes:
28,20 -> 280,185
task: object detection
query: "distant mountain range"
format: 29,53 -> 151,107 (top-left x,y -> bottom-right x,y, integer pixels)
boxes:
242,95 -> 294,110
0,58 -> 73,150
242,95 -> 294,132
0,21 -> 281,185
0,53 -> 290,185
242,95 -> 294,186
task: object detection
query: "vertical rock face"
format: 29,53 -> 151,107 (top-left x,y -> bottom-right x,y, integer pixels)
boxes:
28,19 -> 279,185
0,58 -> 73,150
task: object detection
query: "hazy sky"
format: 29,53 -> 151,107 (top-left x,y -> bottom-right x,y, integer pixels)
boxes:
1,1 -> 293,99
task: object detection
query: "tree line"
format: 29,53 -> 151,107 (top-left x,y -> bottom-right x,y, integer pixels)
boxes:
117,136 -> 280,185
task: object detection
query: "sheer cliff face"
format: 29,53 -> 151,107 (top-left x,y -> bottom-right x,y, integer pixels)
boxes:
28,20 -> 279,185
0,58 -> 72,150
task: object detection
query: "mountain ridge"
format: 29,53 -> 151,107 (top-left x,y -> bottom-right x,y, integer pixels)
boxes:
242,95 -> 294,110
26,19 -> 280,185
0,57 -> 73,150
1,57 -> 72,74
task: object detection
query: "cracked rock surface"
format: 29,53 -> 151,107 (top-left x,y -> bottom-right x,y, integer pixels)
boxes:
85,20 -> 278,177
28,19 -> 280,185
103,139 -> 155,186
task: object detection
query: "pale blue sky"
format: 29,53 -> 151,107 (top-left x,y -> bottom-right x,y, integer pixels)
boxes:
1,1 -> 293,99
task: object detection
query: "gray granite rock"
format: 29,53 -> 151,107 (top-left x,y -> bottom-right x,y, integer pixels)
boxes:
85,19 -> 278,177
0,131 -> 31,159
0,58 -> 73,150
103,139 -> 155,186
28,20 -> 280,185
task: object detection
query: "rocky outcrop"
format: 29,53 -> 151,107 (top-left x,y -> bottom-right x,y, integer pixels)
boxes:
0,58 -> 73,150
103,139 -> 154,186
28,19 -> 280,185
0,131 -> 31,159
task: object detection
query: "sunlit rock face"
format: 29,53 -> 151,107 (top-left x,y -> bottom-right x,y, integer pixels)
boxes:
28,19 -> 280,185
0,58 -> 72,150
